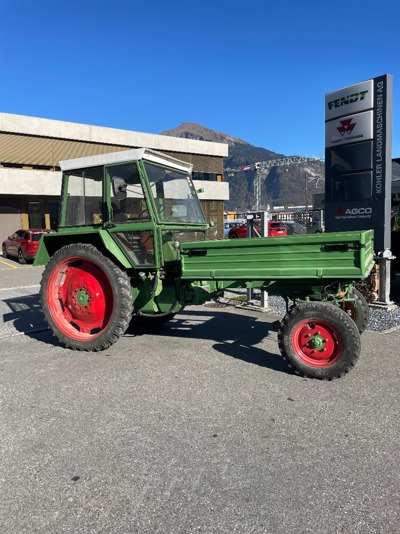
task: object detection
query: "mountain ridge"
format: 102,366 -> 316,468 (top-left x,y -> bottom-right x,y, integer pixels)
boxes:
161,122 -> 249,146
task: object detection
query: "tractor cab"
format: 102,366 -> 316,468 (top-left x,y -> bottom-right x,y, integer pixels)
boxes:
35,148 -> 210,269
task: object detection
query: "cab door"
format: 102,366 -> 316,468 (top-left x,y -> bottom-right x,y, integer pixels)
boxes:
105,162 -> 161,268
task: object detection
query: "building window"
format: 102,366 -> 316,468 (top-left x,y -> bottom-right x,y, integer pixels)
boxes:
27,199 -> 45,228
192,172 -> 220,182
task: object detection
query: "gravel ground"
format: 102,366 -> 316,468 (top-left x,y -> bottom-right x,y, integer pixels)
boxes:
222,277 -> 400,333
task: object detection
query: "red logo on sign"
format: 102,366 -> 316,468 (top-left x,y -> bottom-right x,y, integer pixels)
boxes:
337,118 -> 356,136
336,206 -> 345,216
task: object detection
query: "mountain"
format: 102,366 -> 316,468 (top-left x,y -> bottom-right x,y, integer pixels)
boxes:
161,122 -> 325,211
161,122 -> 249,146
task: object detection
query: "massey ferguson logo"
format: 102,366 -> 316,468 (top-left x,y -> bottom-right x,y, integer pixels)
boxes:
336,206 -> 345,216
337,118 -> 356,136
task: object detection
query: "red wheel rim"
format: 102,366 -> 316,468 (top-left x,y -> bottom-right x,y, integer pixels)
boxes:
292,318 -> 343,367
46,256 -> 113,341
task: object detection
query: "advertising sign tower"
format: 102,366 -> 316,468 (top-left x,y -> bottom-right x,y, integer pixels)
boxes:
325,75 -> 393,302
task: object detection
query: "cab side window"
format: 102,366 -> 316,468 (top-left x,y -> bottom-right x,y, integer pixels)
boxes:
108,163 -> 150,224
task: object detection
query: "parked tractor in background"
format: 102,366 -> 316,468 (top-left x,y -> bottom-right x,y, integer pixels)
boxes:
34,149 -> 374,380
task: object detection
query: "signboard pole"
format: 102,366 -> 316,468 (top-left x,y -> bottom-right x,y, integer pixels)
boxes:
246,211 -> 269,309
377,253 -> 391,304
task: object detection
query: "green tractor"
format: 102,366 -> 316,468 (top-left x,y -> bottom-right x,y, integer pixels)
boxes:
35,148 -> 374,379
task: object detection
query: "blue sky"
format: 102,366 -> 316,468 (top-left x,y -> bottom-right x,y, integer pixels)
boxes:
1,0 -> 399,157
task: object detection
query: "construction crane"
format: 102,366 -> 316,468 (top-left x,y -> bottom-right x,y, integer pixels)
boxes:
225,155 -> 325,211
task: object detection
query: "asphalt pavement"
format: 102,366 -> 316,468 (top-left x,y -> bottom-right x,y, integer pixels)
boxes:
0,257 -> 399,534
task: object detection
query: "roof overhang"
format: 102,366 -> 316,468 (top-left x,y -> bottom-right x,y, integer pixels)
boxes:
60,148 -> 193,173
0,112 -> 229,157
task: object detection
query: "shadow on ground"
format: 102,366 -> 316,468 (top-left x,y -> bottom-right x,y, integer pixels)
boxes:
128,308 -> 293,376
1,293 -> 63,347
2,293 -> 293,376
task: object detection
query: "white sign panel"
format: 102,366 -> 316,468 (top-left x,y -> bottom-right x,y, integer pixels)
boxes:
325,110 -> 373,148
325,79 -> 373,120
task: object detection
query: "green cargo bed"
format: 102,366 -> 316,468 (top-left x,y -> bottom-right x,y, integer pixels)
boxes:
180,230 -> 374,281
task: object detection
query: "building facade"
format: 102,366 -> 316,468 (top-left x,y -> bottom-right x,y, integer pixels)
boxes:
0,113 -> 229,243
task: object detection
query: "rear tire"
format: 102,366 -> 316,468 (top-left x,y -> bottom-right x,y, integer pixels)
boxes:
18,248 -> 26,264
343,288 -> 370,334
2,244 -> 7,258
40,243 -> 133,351
278,302 -> 361,379
229,233 -> 238,239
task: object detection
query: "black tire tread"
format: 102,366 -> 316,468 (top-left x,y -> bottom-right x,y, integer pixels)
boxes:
18,248 -> 26,264
352,288 -> 370,334
278,302 -> 361,380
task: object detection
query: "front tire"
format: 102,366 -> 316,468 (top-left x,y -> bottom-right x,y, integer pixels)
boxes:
278,302 -> 361,379
2,244 -> 7,258
40,243 -> 133,351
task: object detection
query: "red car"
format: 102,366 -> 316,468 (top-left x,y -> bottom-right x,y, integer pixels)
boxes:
2,229 -> 51,264
228,221 -> 287,239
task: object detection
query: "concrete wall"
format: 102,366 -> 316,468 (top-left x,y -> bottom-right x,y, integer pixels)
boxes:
196,180 -> 229,201
0,168 -> 62,196
0,206 -> 21,245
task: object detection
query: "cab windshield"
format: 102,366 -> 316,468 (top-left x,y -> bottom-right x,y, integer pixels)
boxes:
144,162 -> 206,224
